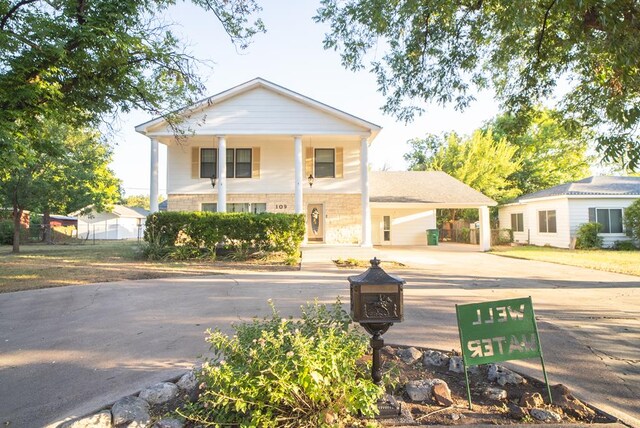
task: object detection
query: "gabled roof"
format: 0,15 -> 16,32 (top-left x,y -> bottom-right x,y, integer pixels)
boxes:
510,176 -> 640,203
369,171 -> 497,206
135,77 -> 381,138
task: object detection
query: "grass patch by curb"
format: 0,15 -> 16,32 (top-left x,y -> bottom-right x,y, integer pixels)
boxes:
491,245 -> 640,277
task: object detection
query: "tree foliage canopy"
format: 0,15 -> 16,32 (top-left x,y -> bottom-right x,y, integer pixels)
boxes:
0,120 -> 120,250
315,0 -> 640,169
487,108 -> 593,195
0,0 -> 264,146
405,130 -> 521,203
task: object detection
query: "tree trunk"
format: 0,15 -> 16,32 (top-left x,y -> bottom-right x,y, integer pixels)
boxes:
43,209 -> 52,244
12,204 -> 22,253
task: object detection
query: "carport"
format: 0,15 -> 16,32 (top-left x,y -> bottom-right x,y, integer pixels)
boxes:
369,171 -> 497,251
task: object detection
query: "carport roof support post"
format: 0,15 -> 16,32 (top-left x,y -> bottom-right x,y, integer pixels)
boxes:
479,206 -> 490,251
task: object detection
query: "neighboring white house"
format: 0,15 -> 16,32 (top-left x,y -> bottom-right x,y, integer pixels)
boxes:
135,78 -> 496,249
499,176 -> 640,248
74,205 -> 148,240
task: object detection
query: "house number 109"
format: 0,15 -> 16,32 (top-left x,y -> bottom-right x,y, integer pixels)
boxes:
275,204 -> 287,209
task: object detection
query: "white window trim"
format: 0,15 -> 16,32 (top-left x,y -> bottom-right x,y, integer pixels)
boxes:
537,209 -> 557,234
593,207 -> 625,235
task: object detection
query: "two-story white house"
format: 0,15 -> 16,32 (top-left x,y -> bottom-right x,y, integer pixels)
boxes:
135,78 -> 496,249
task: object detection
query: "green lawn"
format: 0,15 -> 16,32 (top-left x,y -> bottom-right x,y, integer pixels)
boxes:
0,241 -> 293,293
491,245 -> 640,277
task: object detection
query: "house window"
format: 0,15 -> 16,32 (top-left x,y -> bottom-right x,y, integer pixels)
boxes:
201,148 -> 253,179
314,149 -> 335,178
200,148 -> 216,179
589,208 -> 623,233
538,210 -> 557,233
511,213 -> 524,232
383,216 -> 391,241
226,150 -> 234,178
227,203 -> 267,213
202,203 -> 217,212
235,149 -> 252,178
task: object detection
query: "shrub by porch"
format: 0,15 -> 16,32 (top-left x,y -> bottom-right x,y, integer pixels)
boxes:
144,211 -> 305,258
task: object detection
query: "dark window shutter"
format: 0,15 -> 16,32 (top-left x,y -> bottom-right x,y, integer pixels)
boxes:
588,208 -> 596,222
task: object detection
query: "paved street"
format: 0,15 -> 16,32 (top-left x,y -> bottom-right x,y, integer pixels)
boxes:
1,244 -> 638,427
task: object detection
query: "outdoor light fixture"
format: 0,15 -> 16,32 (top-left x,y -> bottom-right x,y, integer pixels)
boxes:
349,257 -> 405,417
209,173 -> 216,189
307,174 -> 314,188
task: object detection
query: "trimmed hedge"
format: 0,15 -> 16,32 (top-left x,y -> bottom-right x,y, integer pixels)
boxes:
144,211 -> 305,257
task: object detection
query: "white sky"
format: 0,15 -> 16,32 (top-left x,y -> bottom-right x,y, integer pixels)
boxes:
111,0 -> 501,196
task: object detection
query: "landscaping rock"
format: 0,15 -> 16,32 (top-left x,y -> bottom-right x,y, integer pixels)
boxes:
551,384 -> 596,419
176,371 -> 197,392
487,364 -> 525,386
507,402 -> 528,420
405,379 -> 447,402
422,350 -> 449,367
483,386 -> 508,401
397,347 -> 423,364
60,410 -> 112,428
405,380 -> 433,402
448,356 -> 464,373
519,391 -> 544,408
111,396 -> 151,427
153,419 -> 184,428
531,408 -> 563,422
139,382 -> 179,406
432,381 -> 454,406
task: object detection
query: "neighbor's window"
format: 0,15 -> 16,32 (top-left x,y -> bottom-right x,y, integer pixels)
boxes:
202,203 -> 217,212
538,210 -> 557,233
200,148 -> 217,179
383,216 -> 391,241
589,208 -> 623,233
314,149 -> 335,178
511,213 -> 524,232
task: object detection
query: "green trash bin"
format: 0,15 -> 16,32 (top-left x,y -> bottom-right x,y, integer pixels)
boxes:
427,229 -> 439,246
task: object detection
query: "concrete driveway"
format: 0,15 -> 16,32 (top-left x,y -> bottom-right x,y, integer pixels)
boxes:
1,244 -> 638,427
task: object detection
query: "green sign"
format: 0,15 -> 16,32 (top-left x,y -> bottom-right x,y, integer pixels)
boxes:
456,297 -> 541,365
455,297 -> 551,408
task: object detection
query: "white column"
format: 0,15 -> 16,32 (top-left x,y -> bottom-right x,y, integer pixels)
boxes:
149,138 -> 159,213
360,136 -> 372,247
479,205 -> 491,251
294,136 -> 303,214
217,135 -> 227,212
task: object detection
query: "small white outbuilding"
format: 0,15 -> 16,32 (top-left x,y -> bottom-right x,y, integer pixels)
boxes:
73,205 -> 148,240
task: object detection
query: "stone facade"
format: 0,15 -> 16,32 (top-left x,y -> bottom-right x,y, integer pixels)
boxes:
167,193 -> 362,244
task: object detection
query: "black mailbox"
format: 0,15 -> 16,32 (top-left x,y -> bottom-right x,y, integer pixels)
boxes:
349,257 -> 404,324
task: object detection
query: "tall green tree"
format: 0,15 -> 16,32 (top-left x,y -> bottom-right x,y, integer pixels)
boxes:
0,121 -> 120,251
487,109 -> 593,195
405,130 -> 521,204
0,0 -> 264,177
315,0 -> 640,169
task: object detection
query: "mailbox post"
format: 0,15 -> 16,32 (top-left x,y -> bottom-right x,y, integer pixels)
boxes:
349,257 -> 405,417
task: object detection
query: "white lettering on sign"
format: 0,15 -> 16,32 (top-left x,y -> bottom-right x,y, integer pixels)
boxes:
466,333 -> 537,358
472,304 -> 526,325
